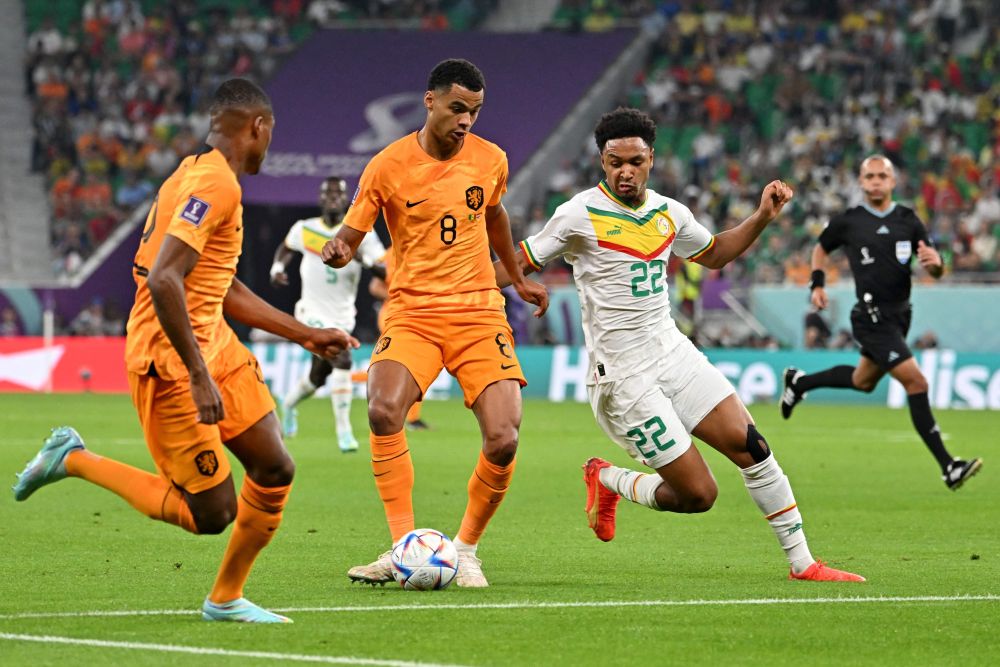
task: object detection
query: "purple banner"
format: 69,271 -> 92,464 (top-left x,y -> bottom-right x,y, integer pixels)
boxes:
244,30 -> 635,205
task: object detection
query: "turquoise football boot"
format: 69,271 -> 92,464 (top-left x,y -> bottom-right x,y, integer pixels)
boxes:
13,427 -> 85,501
202,597 -> 292,623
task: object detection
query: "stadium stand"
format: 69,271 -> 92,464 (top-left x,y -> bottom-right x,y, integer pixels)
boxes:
537,0 -> 1000,289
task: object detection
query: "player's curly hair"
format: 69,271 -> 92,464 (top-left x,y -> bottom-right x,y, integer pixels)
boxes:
427,59 -> 485,93
210,78 -> 272,115
594,107 -> 656,152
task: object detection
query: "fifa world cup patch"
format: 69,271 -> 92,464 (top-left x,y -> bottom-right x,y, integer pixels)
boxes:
180,196 -> 211,226
195,450 -> 219,476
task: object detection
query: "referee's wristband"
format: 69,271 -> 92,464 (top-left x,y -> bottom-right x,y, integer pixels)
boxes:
809,269 -> 826,290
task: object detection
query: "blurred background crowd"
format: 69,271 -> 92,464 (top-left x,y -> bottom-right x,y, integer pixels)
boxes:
21,0 -> 998,344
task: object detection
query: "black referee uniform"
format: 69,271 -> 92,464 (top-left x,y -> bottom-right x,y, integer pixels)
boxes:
817,203 -> 926,369
781,201 -> 982,490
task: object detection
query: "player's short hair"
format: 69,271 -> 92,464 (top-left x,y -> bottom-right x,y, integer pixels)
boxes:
594,107 -> 657,152
860,154 -> 895,175
210,78 -> 272,115
427,59 -> 485,93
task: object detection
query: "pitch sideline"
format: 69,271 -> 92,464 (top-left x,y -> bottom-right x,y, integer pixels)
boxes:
1,593 -> 998,620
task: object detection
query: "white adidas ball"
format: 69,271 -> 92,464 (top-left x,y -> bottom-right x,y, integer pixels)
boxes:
390,528 -> 458,591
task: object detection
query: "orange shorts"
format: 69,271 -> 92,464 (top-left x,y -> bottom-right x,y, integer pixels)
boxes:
128,340 -> 275,494
373,310 -> 526,408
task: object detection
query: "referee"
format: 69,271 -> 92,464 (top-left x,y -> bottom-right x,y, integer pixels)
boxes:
780,155 -> 982,490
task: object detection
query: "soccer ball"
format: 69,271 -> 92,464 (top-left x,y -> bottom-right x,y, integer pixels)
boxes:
390,528 -> 458,591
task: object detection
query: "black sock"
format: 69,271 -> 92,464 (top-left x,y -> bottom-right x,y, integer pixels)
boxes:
795,365 -> 856,393
906,392 -> 952,470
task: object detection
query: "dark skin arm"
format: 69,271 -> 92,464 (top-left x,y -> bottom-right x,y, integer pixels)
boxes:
691,180 -> 794,270
485,202 -> 548,317
223,278 -> 358,358
270,242 -> 296,286
149,235 -> 359,425
147,235 -> 224,424
321,225 -> 365,268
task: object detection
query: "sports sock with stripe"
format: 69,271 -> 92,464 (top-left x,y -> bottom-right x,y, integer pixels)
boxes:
740,454 -> 814,574
598,465 -> 662,510
456,451 -> 516,546
209,476 -> 291,603
64,450 -> 198,533
371,431 -> 414,542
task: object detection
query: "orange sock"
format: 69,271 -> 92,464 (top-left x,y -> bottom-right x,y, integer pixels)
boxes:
406,402 -> 422,423
209,476 -> 291,603
64,450 -> 198,533
371,431 -> 414,542
457,452 -> 516,545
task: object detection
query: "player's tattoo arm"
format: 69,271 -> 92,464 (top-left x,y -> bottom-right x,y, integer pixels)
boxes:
147,235 -> 211,378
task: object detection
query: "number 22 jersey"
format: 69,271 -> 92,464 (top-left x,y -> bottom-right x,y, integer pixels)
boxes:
521,182 -> 714,379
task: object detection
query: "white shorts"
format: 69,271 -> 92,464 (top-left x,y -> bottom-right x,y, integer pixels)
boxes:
295,302 -> 355,334
587,337 -> 734,470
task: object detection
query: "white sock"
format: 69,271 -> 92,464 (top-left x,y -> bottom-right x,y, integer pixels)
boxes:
598,465 -> 663,510
330,368 -> 353,434
453,538 -> 477,554
284,376 -> 317,409
740,454 -> 814,574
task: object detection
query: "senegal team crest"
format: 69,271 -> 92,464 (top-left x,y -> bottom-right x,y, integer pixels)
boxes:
195,450 -> 219,477
654,213 -> 671,236
466,185 -> 484,211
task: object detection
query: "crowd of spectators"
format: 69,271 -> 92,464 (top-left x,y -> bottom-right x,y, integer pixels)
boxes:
26,0 -> 320,278
535,0 -> 1000,292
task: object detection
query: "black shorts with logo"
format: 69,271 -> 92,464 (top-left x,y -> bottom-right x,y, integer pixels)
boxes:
850,301 -> 913,371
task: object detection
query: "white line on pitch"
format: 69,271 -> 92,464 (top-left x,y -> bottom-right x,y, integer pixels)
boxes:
2,594 -> 997,620
0,632 -> 469,667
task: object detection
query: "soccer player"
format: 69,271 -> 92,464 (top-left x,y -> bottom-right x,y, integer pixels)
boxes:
270,175 -> 385,450
321,59 -> 548,587
780,155 -> 982,490
495,107 -> 863,582
13,79 -> 358,622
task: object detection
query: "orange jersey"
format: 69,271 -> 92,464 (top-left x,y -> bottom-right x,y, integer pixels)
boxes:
344,132 -> 508,320
125,147 -> 244,380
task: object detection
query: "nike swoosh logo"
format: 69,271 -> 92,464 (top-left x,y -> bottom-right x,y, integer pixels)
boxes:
405,199 -> 429,208
500,363 -> 517,370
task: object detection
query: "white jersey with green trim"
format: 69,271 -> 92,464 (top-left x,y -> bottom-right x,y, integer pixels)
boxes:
284,217 -> 385,331
521,183 -> 714,382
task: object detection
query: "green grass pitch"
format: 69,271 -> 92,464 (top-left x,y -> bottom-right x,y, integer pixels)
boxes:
1,394 -> 997,665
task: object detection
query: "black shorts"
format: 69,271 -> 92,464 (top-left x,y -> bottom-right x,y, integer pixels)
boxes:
850,302 -> 913,371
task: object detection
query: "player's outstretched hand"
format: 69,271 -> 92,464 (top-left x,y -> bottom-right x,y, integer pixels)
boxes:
321,237 -> 352,268
811,286 -> 829,310
917,240 -> 941,270
758,180 -> 794,221
514,278 -> 549,318
303,327 -> 360,361
190,371 -> 225,424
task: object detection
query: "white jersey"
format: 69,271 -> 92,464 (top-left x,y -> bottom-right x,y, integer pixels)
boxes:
522,182 -> 714,382
284,217 -> 385,331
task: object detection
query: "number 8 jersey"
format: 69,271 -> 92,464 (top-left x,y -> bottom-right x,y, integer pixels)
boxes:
343,132 -> 508,322
520,182 -> 715,380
